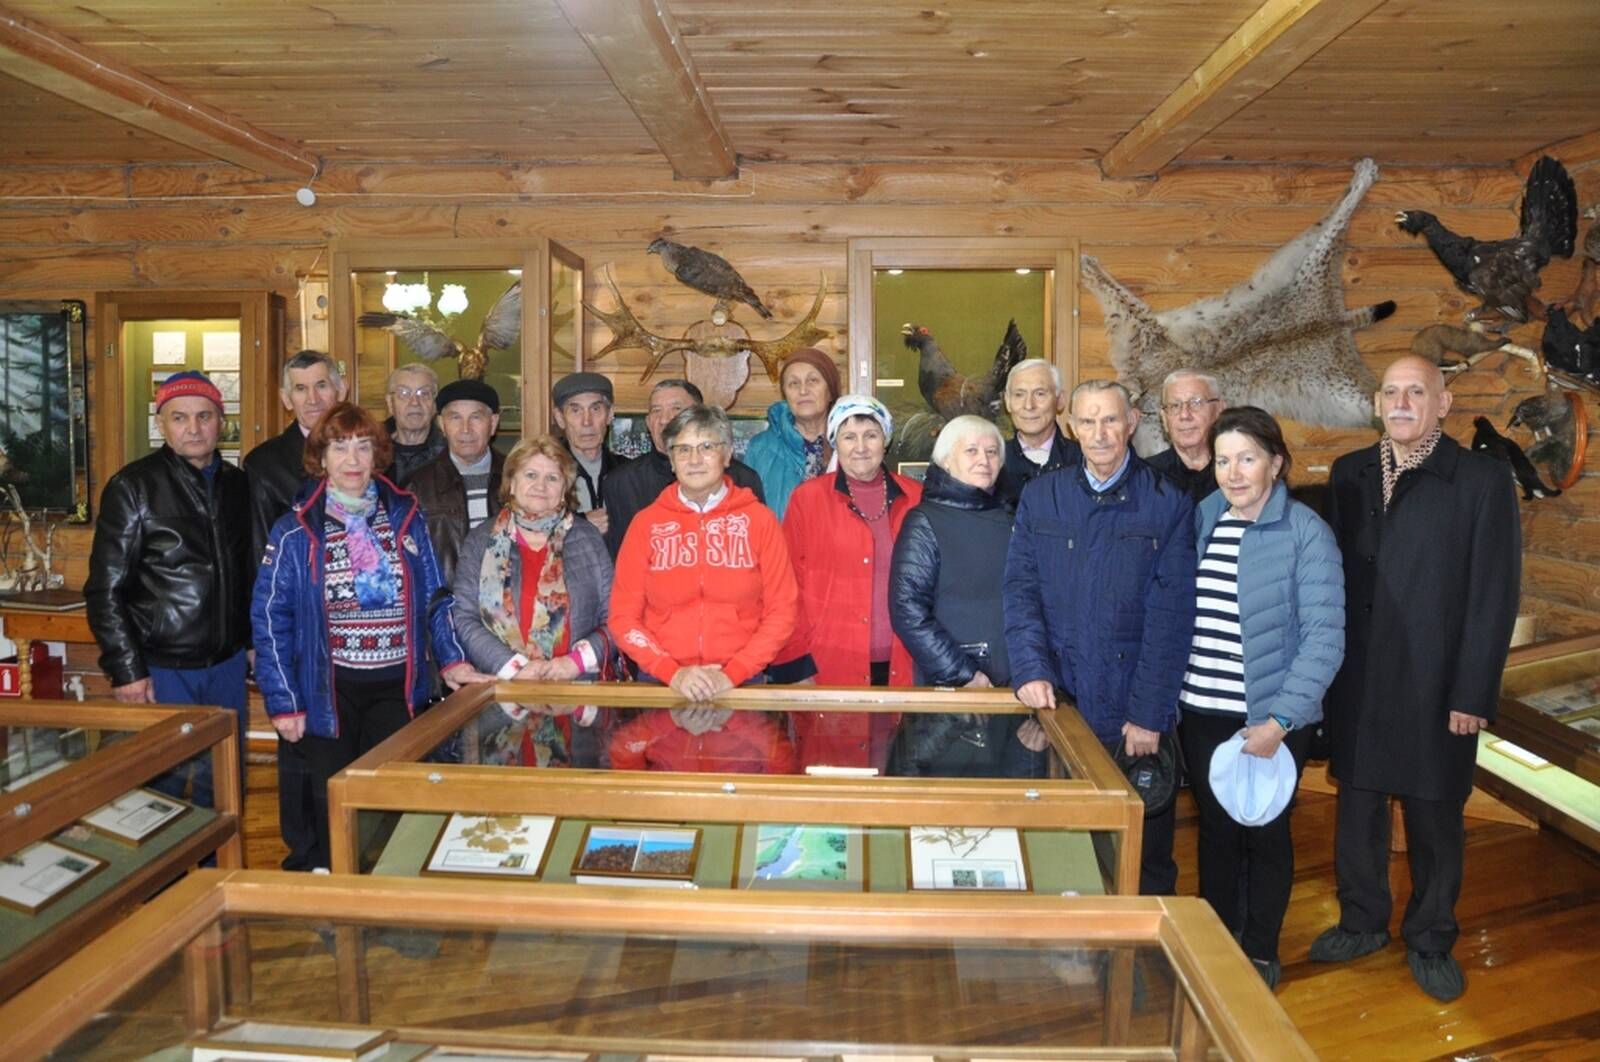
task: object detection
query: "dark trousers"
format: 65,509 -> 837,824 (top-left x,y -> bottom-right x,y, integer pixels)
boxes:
299,668 -> 412,871
1180,711 -> 1312,962
1334,783 -> 1466,954
147,650 -> 248,810
276,737 -> 320,871
1100,733 -> 1178,895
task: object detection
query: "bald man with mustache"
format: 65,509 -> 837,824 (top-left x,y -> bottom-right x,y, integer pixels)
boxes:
1310,355 -> 1521,1002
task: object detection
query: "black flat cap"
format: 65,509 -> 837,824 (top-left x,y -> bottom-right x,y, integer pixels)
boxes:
553,371 -> 613,407
435,378 -> 500,414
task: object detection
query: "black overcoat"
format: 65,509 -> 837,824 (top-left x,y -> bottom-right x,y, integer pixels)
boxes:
1323,434 -> 1520,802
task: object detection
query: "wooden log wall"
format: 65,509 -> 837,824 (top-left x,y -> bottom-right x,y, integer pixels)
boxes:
0,157 -> 1595,679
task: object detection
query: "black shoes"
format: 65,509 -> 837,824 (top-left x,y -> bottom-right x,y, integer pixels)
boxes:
1251,957 -> 1282,990
1307,925 -> 1390,963
1408,949 -> 1465,1002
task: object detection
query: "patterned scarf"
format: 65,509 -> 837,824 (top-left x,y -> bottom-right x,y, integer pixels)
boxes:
477,506 -> 573,663
326,483 -> 398,608
1379,425 -> 1443,510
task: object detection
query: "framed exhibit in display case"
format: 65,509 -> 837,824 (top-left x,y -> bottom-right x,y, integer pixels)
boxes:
325,681 -> 1147,897
1475,631 -> 1600,851
0,869 -> 1317,1061
0,701 -> 242,999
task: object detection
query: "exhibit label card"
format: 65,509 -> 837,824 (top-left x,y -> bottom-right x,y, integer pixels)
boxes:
423,814 -> 556,879
908,826 -> 1029,892
0,840 -> 105,914
81,788 -> 188,844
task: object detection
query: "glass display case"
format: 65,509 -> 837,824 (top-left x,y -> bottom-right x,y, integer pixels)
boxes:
1475,632 -> 1600,850
0,702 -> 242,999
0,869 -> 1316,1061
327,682 -> 1146,896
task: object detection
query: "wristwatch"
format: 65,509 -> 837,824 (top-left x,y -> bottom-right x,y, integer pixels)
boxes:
1268,713 -> 1295,733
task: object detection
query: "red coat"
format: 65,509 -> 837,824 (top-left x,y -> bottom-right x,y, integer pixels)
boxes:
608,709 -> 797,774
777,468 -> 921,769
609,477 -> 798,687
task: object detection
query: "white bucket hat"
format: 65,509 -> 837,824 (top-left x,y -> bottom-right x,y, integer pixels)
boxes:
1208,733 -> 1298,827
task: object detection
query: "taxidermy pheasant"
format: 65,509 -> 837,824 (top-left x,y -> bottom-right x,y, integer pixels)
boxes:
1540,306 -> 1600,387
1470,416 -> 1559,500
357,281 -> 520,381
1396,156 -> 1577,327
1081,158 -> 1394,456
647,237 -> 773,319
901,319 -> 1029,420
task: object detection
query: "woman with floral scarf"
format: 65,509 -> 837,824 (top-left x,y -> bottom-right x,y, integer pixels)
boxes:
452,435 -> 616,766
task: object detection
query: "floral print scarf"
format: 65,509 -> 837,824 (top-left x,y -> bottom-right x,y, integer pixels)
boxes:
1379,425 -> 1443,510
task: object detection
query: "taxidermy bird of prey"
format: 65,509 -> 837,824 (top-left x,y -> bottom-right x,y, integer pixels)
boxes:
1396,155 -> 1577,327
1081,158 -> 1394,456
1510,384 -> 1587,491
647,237 -> 773,318
1470,416 -> 1559,500
901,318 -> 1029,420
357,281 -> 521,381
1540,306 -> 1600,387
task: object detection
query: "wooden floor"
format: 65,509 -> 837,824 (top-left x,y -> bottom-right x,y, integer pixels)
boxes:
237,758 -> 1600,1061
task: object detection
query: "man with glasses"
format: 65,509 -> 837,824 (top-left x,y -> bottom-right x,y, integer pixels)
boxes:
383,363 -> 445,484
1147,370 -> 1225,502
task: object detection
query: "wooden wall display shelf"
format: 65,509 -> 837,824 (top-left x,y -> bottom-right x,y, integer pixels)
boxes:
0,602 -> 92,700
0,701 -> 242,1000
0,869 -> 1316,1062
328,681 -> 1145,895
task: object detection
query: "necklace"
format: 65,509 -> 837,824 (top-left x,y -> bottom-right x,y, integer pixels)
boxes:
843,469 -> 889,521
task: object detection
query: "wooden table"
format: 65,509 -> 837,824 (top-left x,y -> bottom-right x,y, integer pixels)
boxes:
0,606 -> 92,700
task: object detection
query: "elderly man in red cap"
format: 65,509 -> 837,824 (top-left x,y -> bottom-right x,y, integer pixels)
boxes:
84,369 -> 254,809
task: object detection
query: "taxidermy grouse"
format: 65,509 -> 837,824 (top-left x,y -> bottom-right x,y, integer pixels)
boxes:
1510,385 -> 1585,490
358,281 -> 520,381
1396,156 -> 1577,326
647,238 -> 773,318
1470,416 -> 1559,500
1540,306 -> 1600,386
901,319 -> 1029,420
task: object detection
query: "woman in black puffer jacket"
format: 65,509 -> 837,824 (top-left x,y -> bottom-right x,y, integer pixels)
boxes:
888,415 -> 1048,777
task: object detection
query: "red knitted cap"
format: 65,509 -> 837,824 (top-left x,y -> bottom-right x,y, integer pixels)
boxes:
154,370 -> 224,412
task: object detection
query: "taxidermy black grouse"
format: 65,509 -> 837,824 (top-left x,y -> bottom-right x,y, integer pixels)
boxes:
1540,306 -> 1600,386
1471,416 -> 1559,500
901,319 -> 1029,420
1396,155 -> 1577,326
358,281 -> 520,381
647,237 -> 773,318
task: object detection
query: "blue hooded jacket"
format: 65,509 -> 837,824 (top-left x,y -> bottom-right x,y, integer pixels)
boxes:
251,475 -> 465,738
743,400 -> 813,521
1190,480 -> 1345,730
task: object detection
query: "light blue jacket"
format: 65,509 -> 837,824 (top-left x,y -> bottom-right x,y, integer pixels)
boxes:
1190,481 -> 1345,730
743,400 -> 812,521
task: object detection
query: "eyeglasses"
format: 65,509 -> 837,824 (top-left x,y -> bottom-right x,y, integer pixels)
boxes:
391,386 -> 435,401
1161,397 -> 1221,415
670,441 -> 725,459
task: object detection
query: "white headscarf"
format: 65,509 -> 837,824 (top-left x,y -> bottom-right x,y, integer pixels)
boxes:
826,394 -> 894,446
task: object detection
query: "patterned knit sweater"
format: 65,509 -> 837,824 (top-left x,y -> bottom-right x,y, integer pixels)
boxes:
323,506 -> 407,670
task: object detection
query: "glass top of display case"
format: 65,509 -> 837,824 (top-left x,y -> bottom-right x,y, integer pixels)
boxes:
2,870 -> 1316,1061
1,723 -> 131,793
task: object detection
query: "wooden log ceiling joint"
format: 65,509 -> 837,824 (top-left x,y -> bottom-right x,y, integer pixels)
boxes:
0,3 -> 320,180
553,0 -> 737,181
1516,128 -> 1600,176
1101,0 -> 1386,180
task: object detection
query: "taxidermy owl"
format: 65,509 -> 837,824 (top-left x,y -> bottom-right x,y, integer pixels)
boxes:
358,281 -> 521,381
1081,158 -> 1393,455
648,237 -> 773,318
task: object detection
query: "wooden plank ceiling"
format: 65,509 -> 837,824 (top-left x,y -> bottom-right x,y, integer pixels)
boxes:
0,0 -> 1592,174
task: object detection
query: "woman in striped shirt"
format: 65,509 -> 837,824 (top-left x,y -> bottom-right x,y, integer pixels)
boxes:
1178,406 -> 1345,989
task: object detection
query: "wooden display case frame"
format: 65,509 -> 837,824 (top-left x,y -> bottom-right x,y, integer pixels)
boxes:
326,681 -> 1147,895
0,701 -> 242,999
0,869 -> 1316,1061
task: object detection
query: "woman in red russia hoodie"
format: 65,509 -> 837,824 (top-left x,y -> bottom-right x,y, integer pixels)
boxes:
607,405 -> 799,773
770,396 -> 920,771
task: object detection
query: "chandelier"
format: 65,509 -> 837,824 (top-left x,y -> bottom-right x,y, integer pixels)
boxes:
380,272 -> 469,319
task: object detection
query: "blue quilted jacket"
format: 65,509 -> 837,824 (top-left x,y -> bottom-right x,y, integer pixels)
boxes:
251,476 -> 465,738
743,400 -> 812,521
1003,458 -> 1197,743
1190,481 -> 1345,730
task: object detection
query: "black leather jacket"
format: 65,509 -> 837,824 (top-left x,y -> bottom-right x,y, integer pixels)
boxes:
84,446 -> 253,686
888,463 -> 1014,687
407,448 -> 505,586
242,422 -> 308,566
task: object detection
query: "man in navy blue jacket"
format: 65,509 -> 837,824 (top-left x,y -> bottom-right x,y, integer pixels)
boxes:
1003,379 -> 1198,894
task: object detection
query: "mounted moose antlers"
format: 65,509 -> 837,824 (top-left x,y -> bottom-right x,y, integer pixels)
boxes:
585,267 -> 830,409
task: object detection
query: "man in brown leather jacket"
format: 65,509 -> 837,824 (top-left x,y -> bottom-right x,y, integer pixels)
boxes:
84,371 -> 252,808
407,378 -> 504,586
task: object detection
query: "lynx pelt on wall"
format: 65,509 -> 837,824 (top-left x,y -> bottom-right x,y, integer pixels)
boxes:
1082,157 -> 1395,455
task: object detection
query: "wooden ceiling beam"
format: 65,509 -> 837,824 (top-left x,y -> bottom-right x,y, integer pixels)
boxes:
0,3 -> 319,180
553,0 -> 737,180
1101,0 -> 1385,180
